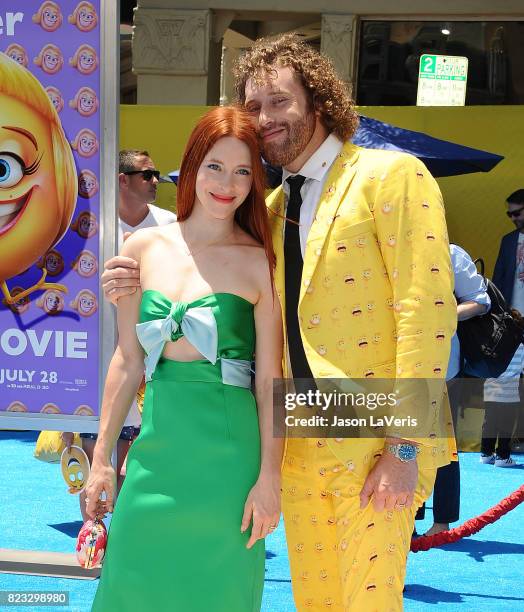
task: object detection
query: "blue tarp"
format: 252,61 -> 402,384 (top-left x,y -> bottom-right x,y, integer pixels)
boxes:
161,115 -> 504,186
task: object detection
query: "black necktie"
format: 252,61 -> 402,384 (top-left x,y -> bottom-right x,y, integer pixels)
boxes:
284,175 -> 314,381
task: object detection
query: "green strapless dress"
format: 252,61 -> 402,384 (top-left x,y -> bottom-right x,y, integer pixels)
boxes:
92,291 -> 264,611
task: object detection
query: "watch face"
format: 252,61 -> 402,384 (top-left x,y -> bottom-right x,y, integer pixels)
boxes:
399,445 -> 416,461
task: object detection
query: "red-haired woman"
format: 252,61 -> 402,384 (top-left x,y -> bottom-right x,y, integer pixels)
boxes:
86,106 -> 284,611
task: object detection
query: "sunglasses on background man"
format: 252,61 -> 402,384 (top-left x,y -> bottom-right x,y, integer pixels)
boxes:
506,206 -> 524,218
123,169 -> 161,182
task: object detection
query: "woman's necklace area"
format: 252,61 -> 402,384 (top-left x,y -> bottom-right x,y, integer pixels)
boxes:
181,226 -> 236,257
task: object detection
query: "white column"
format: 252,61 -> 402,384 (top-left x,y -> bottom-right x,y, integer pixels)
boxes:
321,14 -> 358,95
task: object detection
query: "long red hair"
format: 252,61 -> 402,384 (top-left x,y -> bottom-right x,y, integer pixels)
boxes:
176,106 -> 275,285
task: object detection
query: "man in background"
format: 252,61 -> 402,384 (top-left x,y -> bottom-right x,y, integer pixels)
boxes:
117,149 -> 176,246
493,189 -> 524,310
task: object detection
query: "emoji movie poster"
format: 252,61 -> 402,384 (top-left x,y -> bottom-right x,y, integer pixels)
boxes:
0,1 -> 102,422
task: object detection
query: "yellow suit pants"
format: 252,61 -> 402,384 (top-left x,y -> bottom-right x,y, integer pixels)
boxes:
282,439 -> 437,611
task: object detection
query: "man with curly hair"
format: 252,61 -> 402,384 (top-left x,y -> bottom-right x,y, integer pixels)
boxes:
102,33 -> 456,611
234,34 -> 456,611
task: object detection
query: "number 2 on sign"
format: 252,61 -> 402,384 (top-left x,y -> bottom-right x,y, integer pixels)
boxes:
422,56 -> 434,73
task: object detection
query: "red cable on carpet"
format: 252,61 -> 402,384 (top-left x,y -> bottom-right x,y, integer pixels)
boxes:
410,484 -> 524,552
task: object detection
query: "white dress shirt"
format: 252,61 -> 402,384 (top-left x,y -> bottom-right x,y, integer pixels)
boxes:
282,133 -> 343,257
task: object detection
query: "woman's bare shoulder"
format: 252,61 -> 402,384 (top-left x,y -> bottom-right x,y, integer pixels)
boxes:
120,223 -> 176,258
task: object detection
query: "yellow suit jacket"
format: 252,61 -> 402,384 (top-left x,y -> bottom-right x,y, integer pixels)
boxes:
267,142 -> 457,475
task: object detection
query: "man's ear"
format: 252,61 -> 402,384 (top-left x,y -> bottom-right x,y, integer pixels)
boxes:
118,173 -> 127,189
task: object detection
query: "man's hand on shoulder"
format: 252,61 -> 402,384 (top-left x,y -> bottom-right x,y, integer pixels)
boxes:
102,255 -> 140,305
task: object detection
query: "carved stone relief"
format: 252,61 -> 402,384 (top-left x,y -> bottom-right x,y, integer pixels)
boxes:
133,9 -> 210,75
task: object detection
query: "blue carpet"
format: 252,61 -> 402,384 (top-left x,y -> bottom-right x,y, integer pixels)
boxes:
0,431 -> 522,611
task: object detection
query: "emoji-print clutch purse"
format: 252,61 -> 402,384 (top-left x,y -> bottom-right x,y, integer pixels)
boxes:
76,517 -> 107,569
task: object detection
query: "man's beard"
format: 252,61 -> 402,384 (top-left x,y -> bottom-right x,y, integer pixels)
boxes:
260,111 -> 316,167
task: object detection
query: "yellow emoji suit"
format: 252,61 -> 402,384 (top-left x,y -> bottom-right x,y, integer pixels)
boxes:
267,142 -> 457,611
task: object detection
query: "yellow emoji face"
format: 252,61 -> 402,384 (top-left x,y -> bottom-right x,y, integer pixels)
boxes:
0,54 -> 76,294
60,446 -> 90,494
0,96 -> 61,281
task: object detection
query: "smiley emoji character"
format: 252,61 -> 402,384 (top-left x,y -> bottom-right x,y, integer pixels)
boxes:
357,337 -> 369,349
435,329 -> 446,342
7,401 -> 28,412
40,402 -> 61,414
45,86 -> 64,113
71,211 -> 98,238
70,129 -> 98,158
68,2 -> 98,32
387,234 -> 396,247
70,289 -> 97,317
74,405 -> 94,416
36,289 -> 65,315
32,2 -> 63,31
0,54 -> 77,305
69,44 -> 98,75
34,44 -> 64,74
72,250 -> 98,278
309,313 -> 321,326
2,286 -> 30,314
69,87 -> 99,117
336,339 -> 347,354
61,445 -> 90,494
78,170 -> 99,199
37,249 -> 64,277
5,44 -> 29,67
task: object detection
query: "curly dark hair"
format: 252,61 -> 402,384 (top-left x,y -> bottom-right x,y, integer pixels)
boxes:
233,33 -> 359,142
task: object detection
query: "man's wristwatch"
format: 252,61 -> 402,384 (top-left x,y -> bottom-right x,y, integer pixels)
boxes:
386,443 -> 420,462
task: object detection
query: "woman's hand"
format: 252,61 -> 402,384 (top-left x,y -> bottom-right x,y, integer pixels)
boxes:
84,460 -> 117,519
241,472 -> 281,549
